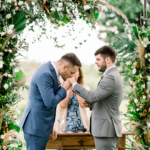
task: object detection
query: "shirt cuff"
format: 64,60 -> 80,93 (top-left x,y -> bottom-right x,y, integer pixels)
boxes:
72,82 -> 77,88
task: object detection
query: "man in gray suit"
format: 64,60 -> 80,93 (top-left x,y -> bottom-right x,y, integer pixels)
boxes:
68,46 -> 123,150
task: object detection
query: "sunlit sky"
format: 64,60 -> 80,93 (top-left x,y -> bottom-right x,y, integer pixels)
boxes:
22,19 -> 106,65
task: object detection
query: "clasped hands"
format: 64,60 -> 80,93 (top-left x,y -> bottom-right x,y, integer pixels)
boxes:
62,77 -> 92,108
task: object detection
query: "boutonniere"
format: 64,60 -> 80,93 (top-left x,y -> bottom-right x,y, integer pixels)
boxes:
101,75 -> 104,80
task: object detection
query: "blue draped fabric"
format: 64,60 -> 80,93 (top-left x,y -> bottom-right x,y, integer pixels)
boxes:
65,93 -> 84,132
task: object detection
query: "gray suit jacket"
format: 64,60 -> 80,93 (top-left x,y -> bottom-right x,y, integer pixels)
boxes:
73,67 -> 123,137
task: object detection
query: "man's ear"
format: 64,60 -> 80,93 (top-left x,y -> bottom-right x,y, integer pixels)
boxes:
62,64 -> 67,71
106,57 -> 111,64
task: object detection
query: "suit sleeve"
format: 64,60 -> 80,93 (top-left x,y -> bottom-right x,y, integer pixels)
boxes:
37,73 -> 67,109
72,75 -> 115,104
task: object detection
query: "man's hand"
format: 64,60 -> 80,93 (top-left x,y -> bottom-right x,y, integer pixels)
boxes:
83,100 -> 92,108
62,79 -> 71,91
68,77 -> 76,85
49,127 -> 57,140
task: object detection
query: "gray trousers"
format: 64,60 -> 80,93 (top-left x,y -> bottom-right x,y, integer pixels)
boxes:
94,137 -> 119,150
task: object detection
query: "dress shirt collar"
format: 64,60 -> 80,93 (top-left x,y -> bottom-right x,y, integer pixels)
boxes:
51,61 -> 60,79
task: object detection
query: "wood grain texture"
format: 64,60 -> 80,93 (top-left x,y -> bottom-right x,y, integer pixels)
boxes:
46,131 -> 134,149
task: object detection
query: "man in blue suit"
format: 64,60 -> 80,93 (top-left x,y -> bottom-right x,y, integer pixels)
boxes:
19,53 -> 81,150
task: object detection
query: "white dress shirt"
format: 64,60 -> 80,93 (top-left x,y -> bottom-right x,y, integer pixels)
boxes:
51,61 -> 61,86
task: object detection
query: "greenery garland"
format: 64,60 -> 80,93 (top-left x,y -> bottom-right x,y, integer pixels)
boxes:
113,13 -> 150,149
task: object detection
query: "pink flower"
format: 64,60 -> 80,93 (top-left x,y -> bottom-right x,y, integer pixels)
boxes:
3,146 -> 7,150
15,7 -> 19,11
15,2 -> 17,6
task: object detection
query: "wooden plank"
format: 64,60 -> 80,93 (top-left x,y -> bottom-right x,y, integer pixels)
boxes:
118,135 -> 125,148
62,136 -> 95,146
46,131 -> 134,149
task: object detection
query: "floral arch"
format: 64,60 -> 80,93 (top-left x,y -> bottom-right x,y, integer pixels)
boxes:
0,0 -> 150,149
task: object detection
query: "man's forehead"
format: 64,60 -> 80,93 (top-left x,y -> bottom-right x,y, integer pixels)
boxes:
96,54 -> 102,59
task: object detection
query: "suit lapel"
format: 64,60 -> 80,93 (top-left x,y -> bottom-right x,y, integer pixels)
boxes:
97,67 -> 118,87
47,61 -> 58,91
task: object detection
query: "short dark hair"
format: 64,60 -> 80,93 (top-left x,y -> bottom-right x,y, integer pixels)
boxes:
94,46 -> 116,63
60,53 -> 82,67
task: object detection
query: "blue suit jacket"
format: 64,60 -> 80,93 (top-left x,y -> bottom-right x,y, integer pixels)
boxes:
18,61 -> 66,137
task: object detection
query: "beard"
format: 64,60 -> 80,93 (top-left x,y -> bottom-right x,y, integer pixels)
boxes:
61,70 -> 68,81
99,60 -> 107,72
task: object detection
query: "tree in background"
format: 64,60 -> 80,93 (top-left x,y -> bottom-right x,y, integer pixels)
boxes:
98,0 -> 144,44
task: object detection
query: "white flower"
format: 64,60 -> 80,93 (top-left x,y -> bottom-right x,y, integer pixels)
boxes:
15,108 -> 20,114
1,135 -> 5,139
126,61 -> 131,65
148,123 -> 150,128
8,74 -> 13,78
0,61 -> 4,69
9,49 -> 12,53
14,120 -> 19,125
0,52 -> 4,56
132,68 -> 136,74
9,25 -> 14,30
14,115 -> 17,118
148,53 -> 150,57
148,76 -> 150,81
145,53 -> 148,59
4,84 -> 9,89
143,95 -> 146,99
58,2 -> 63,7
136,108 -> 139,111
33,6 -> 37,9
140,74 -> 142,78
84,5 -> 91,10
134,99 -> 138,103
74,12 -> 79,16
10,62 -> 15,66
0,32 -> 6,36
149,59 -> 150,62
7,30 -> 13,35
142,84 -> 145,88
14,68 -> 19,72
15,45 -> 19,48
6,14 -> 11,19
51,7 -> 55,11
9,136 -> 12,141
18,1 -> 23,5
7,0 -> 11,3
57,7 -> 62,11
143,37 -> 150,47
3,73 -> 8,77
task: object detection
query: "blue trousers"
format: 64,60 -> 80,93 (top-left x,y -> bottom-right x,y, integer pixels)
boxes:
24,132 -> 49,150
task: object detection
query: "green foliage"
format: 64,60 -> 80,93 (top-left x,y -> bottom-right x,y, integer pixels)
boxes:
113,20 -> 150,148
14,70 -> 25,80
98,0 -> 143,44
